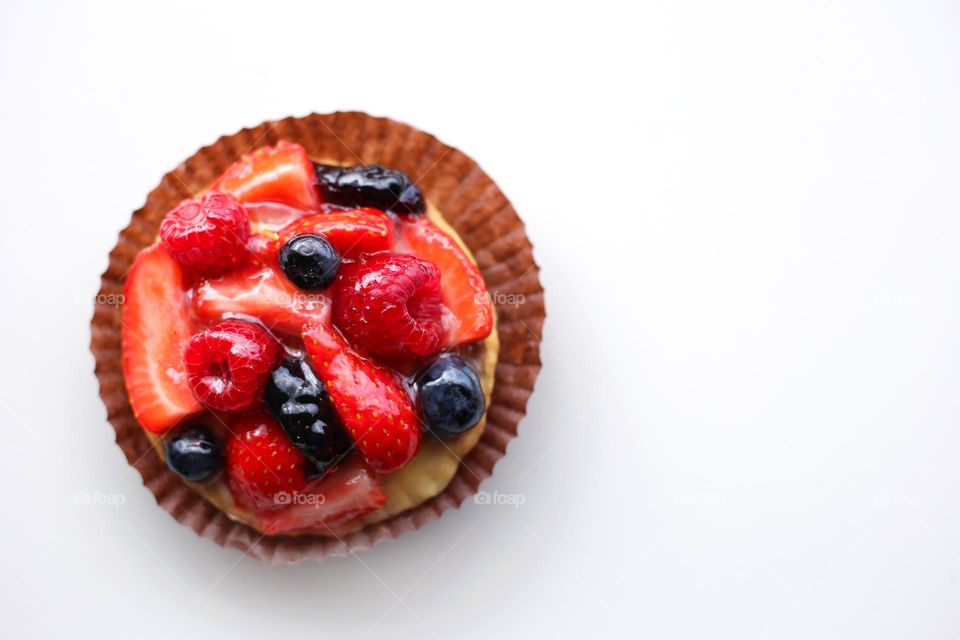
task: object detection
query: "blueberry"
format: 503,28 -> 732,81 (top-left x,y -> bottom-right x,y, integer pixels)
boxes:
313,163 -> 424,215
279,234 -> 341,289
164,426 -> 224,483
416,355 -> 485,439
264,358 -> 352,472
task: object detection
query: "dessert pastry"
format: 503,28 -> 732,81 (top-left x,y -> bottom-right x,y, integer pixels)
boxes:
121,139 -> 500,536
92,113 -> 543,561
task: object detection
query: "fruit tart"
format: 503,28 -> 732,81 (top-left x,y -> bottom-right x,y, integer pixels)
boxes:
92,113 -> 543,560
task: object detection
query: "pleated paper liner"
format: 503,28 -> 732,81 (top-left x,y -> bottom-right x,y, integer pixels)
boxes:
90,112 -> 544,563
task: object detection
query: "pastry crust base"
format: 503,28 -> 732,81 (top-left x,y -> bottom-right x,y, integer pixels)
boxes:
93,112 -> 544,562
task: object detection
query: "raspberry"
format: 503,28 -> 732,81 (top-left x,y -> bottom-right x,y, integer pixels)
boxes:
159,190 -> 250,276
184,319 -> 282,412
332,253 -> 443,360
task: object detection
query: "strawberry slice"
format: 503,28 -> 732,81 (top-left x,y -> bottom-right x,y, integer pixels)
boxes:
193,265 -> 331,337
257,459 -> 386,534
122,245 -> 203,433
399,218 -> 493,347
244,201 -> 312,233
225,411 -> 312,510
303,323 -> 421,473
273,208 -> 395,260
213,141 -> 320,210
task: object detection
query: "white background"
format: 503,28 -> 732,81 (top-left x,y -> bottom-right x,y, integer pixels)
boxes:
2,0 -> 960,637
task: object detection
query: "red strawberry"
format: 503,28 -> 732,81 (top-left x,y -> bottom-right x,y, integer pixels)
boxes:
244,201 -> 312,233
193,265 -> 331,337
159,191 -> 250,277
332,252 -> 444,360
257,458 -> 386,534
213,141 -> 320,210
400,218 -> 493,347
183,319 -> 282,412
303,323 -> 421,473
122,245 -> 203,433
273,208 -> 395,260
225,411 -> 312,510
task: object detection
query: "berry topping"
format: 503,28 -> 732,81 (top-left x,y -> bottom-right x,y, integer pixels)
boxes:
122,245 -> 202,434
213,141 -> 320,210
184,319 -> 282,412
400,218 -> 493,347
314,163 -> 424,214
264,358 -> 352,473
416,354 -> 486,439
192,265 -> 331,338
333,253 -> 444,360
225,411 -> 312,510
159,191 -> 250,277
278,234 -> 341,290
257,458 -> 386,534
164,425 -> 225,482
303,323 -> 422,474
274,209 -> 395,260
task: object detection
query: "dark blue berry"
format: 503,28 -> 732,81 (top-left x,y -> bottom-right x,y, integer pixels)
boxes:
279,234 -> 341,289
416,354 -> 485,439
313,163 -> 424,215
164,426 -> 224,483
264,358 -> 352,473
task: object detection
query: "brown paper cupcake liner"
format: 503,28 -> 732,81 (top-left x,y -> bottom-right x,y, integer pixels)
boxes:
90,112 -> 544,563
